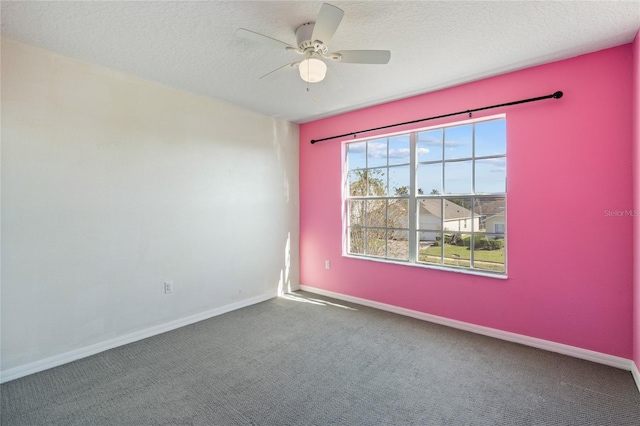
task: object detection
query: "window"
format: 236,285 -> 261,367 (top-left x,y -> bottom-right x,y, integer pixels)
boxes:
345,134 -> 411,261
344,116 -> 506,275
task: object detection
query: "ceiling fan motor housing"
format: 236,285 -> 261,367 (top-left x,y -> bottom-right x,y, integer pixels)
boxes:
296,23 -> 328,55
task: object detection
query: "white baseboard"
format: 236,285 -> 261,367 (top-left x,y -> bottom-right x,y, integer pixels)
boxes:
632,361 -> 640,394
0,291 -> 277,384
299,285 -> 636,374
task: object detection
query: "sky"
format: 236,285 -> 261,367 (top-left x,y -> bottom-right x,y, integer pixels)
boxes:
347,118 -> 506,196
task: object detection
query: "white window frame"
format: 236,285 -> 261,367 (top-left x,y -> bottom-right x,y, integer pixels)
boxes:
342,114 -> 507,277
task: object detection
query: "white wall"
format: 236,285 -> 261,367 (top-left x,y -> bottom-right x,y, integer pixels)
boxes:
0,38 -> 299,377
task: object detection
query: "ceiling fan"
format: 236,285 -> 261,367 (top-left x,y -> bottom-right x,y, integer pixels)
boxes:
235,3 -> 391,84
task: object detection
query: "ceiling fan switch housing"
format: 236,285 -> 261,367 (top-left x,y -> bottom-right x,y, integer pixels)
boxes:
296,23 -> 328,55
296,23 -> 314,47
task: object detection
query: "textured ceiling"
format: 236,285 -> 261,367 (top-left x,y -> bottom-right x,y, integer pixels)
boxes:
2,1 -> 639,123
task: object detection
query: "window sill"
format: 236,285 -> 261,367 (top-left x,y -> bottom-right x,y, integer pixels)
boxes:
343,254 -> 508,280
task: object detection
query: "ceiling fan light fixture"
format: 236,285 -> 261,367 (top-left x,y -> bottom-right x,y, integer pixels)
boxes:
299,58 -> 327,83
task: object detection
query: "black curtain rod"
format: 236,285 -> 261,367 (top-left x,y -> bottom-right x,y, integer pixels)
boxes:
310,90 -> 563,144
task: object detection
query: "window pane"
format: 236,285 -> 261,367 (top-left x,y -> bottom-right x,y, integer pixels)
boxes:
444,125 -> 472,159
347,142 -> 366,170
418,234 -> 442,264
473,233 -> 505,272
367,139 -> 387,168
366,229 -> 386,257
417,163 -> 442,195
475,158 -> 506,193
443,198 -> 473,232
444,161 -> 472,194
443,232 -> 471,268
418,199 -> 442,233
475,119 -> 506,157
387,231 -> 409,261
349,169 -> 387,197
366,169 -> 387,196
365,199 -> 386,227
387,199 -> 408,228
417,129 -> 442,162
389,165 -> 410,195
348,170 -> 366,196
349,228 -> 365,255
348,200 -> 365,227
388,135 -> 410,166
474,197 -> 505,232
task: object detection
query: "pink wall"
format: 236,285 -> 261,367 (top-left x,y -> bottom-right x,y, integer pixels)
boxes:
300,44 -> 635,358
633,31 -> 640,368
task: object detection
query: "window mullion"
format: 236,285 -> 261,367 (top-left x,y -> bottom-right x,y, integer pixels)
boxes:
440,129 -> 445,265
408,132 -> 417,262
471,124 -> 475,268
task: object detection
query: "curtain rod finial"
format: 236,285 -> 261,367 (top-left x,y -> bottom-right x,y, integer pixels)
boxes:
552,91 -> 563,99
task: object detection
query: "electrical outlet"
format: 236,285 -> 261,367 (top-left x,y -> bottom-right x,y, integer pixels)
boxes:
164,281 -> 174,294
325,260 -> 331,270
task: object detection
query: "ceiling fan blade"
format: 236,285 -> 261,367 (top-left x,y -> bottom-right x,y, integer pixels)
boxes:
235,28 -> 294,51
331,50 -> 391,64
311,3 -> 344,45
259,62 -> 299,81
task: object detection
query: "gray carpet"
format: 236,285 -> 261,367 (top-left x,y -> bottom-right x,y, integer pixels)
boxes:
2,290 -> 639,425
